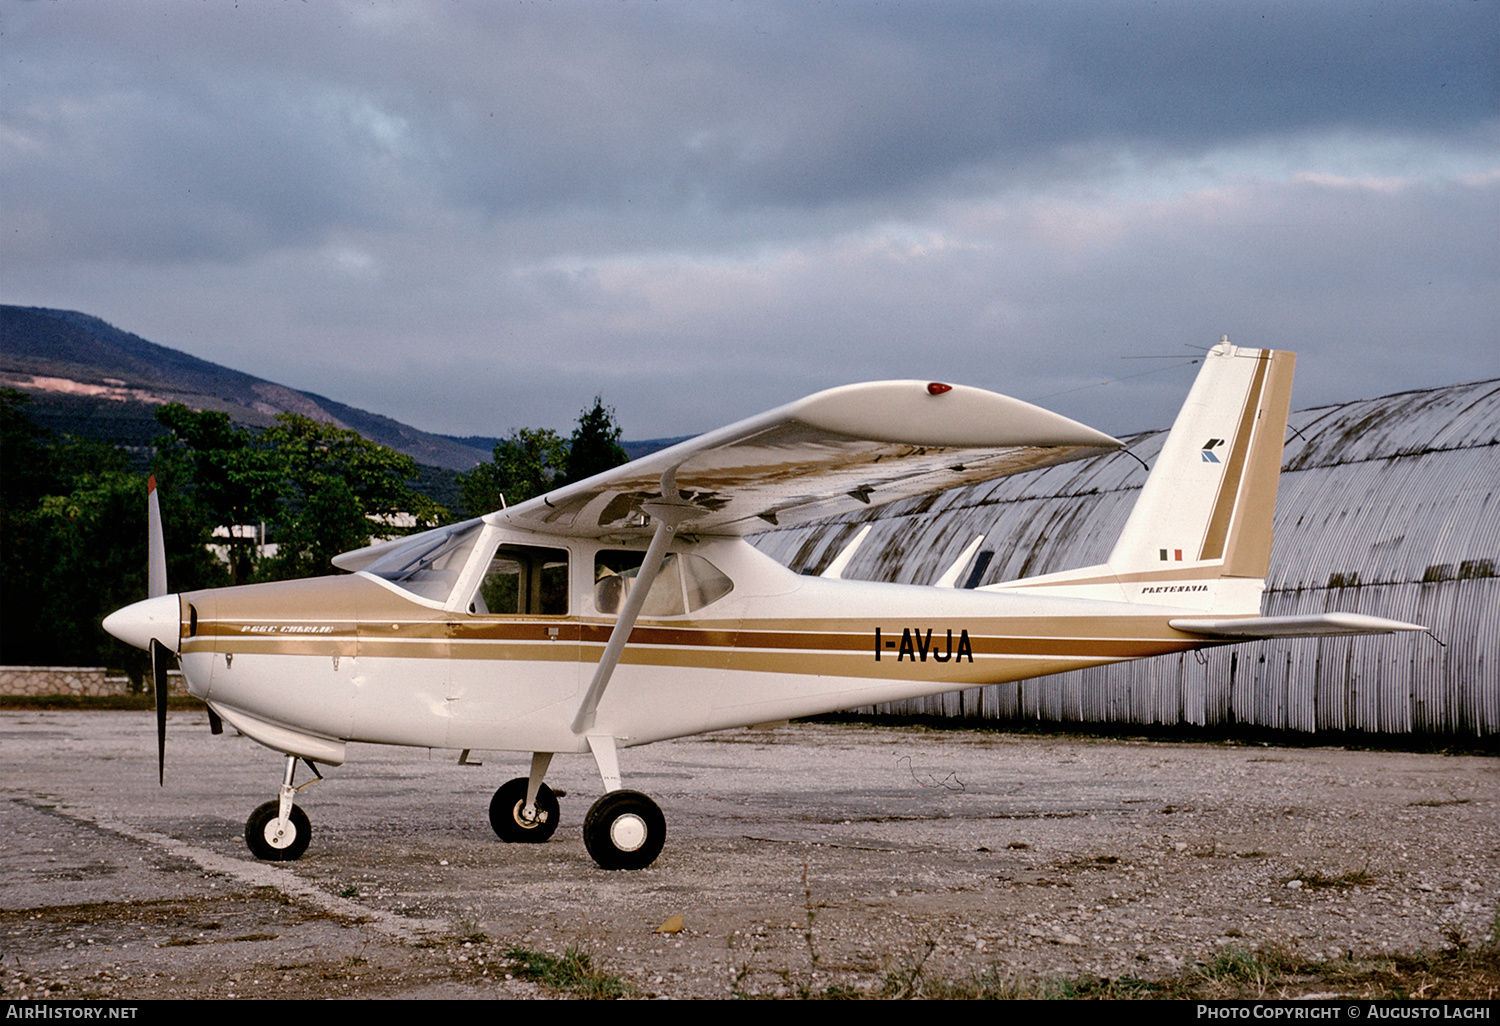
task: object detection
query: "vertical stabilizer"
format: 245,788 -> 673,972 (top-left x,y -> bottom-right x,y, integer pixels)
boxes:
1109,339 -> 1295,580
991,338 -> 1296,614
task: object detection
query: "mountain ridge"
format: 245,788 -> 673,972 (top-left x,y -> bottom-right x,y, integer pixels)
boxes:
0,305 -> 491,470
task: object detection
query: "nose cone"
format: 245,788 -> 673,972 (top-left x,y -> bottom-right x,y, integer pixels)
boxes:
103,594 -> 181,652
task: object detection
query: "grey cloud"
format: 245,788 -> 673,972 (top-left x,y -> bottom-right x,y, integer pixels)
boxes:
12,1 -> 1494,258
3,1 -> 1494,441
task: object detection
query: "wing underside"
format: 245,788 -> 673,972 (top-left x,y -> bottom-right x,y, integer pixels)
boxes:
495,380 -> 1122,539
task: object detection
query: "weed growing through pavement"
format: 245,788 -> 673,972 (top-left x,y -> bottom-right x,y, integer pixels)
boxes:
503,945 -> 634,999
799,859 -> 818,995
453,913 -> 487,944
754,935 -> 1500,1000
729,860 -> 867,999
1289,865 -> 1375,889
1186,944 -> 1297,999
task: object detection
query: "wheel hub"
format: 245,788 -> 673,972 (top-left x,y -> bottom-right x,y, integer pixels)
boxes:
514,802 -> 548,827
263,817 -> 295,849
609,813 -> 648,852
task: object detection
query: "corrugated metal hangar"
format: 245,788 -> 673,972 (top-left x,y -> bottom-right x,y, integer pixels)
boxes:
752,378 -> 1500,738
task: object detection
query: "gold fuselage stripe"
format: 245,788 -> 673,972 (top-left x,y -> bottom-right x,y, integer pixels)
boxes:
179,569 -> 1205,693
182,612 -> 1198,685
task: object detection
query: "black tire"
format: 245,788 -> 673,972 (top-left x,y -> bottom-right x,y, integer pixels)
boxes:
488,777 -> 560,843
583,790 -> 665,870
245,800 -> 312,861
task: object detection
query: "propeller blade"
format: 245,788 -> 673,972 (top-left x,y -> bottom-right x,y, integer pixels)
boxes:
151,638 -> 170,786
206,706 -> 223,735
147,475 -> 167,600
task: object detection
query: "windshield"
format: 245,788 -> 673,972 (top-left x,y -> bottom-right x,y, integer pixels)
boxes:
362,523 -> 485,603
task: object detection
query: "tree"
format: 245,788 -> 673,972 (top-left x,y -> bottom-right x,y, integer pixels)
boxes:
32,440 -> 155,672
457,397 -> 630,517
0,389 -> 57,530
563,395 -> 629,486
0,424 -> 155,672
1,389 -> 65,665
458,427 -> 569,516
258,413 -> 447,580
153,404 -> 280,585
0,394 -> 454,669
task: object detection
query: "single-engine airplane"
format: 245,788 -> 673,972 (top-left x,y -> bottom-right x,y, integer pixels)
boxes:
104,338 -> 1424,869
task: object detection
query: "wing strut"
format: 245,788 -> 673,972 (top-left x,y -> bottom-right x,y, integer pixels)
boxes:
571,471 -> 699,736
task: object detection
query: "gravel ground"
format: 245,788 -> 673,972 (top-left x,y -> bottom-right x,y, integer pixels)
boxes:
1,710 -> 1496,999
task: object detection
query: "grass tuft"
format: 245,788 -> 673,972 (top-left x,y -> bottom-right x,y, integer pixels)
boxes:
880,961 -> 1166,1000
503,945 -> 634,999
1294,867 -> 1376,889
452,914 -> 487,944
1188,945 -> 1298,998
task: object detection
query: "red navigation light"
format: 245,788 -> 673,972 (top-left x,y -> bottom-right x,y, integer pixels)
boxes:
927,382 -> 952,395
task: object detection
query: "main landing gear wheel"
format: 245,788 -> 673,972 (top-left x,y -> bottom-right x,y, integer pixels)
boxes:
489,777 -> 560,843
245,800 -> 312,861
583,790 -> 665,871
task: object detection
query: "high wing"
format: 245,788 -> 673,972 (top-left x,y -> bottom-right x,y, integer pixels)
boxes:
490,380 -> 1122,540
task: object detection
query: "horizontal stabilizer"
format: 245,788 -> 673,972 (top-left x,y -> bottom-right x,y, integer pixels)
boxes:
1169,613 -> 1427,639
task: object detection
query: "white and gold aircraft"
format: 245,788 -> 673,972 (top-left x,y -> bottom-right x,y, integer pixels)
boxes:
103,338 -> 1423,870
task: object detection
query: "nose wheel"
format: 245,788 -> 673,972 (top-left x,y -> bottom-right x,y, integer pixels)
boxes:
245,800 -> 311,861
244,753 -> 319,862
583,790 -> 665,870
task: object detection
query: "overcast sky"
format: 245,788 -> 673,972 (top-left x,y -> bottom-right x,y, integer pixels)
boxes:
5,1 -> 1496,441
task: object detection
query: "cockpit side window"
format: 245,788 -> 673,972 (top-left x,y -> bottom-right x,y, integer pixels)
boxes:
471,544 -> 569,616
594,550 -> 733,617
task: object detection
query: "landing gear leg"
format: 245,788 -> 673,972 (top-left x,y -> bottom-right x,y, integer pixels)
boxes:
582,735 -> 665,870
245,754 -> 317,861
